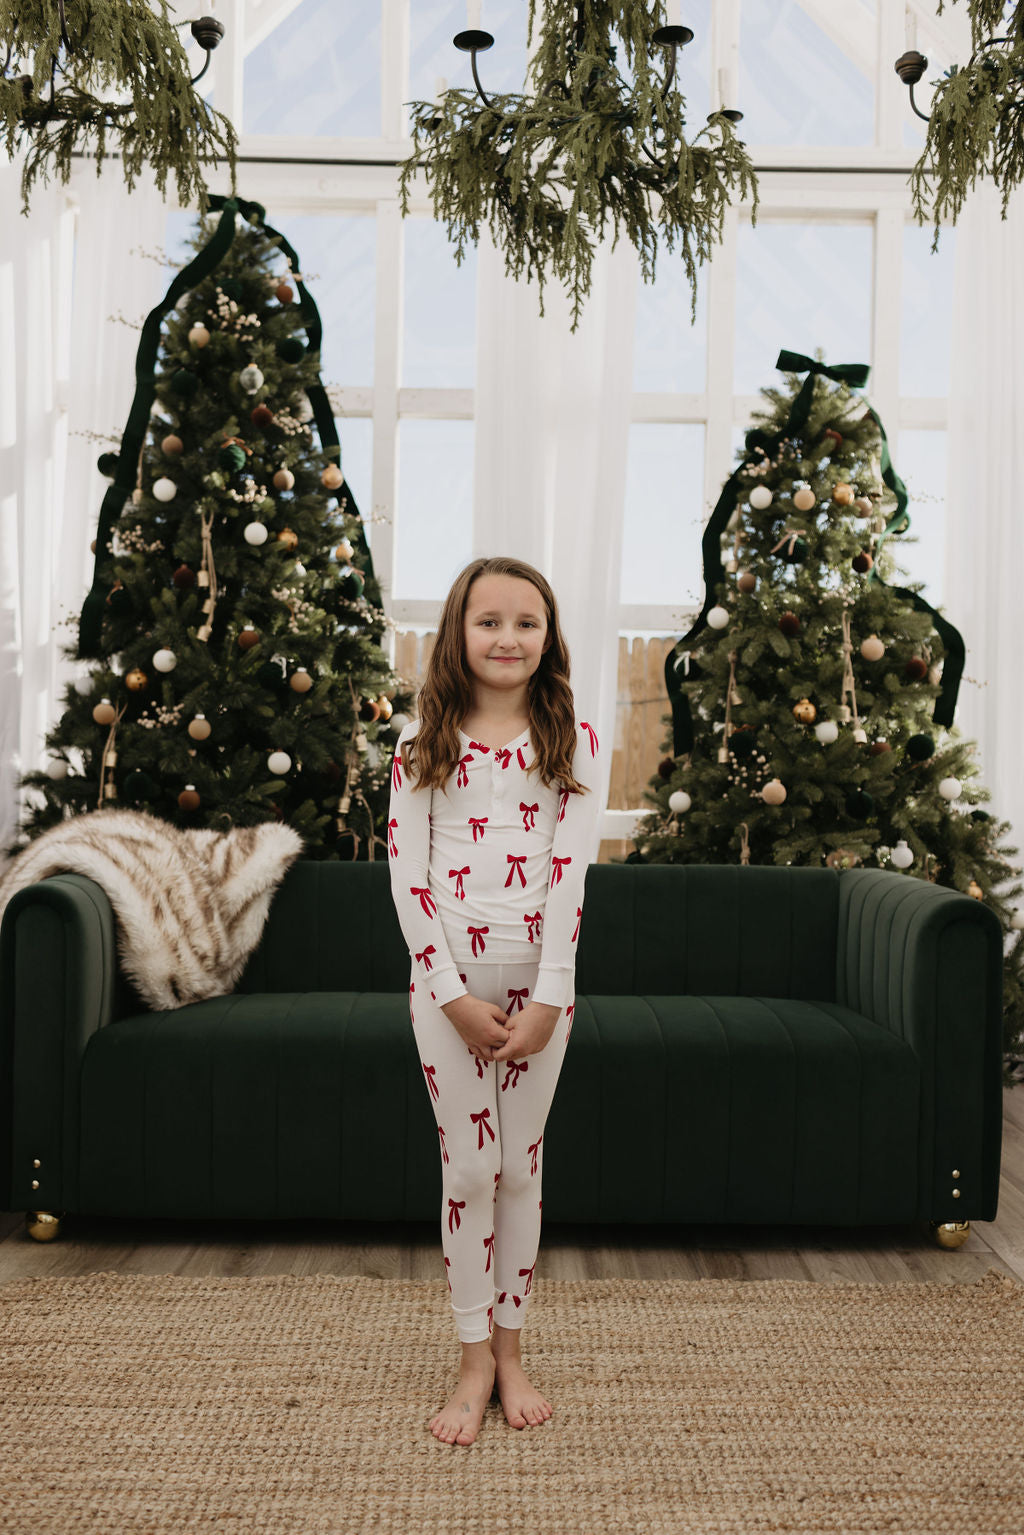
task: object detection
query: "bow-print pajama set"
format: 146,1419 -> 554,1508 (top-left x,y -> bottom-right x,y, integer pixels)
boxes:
388,718 -> 602,1343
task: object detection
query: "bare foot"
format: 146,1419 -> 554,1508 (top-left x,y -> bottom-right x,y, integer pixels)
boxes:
428,1359 -> 497,1446
493,1356 -> 553,1429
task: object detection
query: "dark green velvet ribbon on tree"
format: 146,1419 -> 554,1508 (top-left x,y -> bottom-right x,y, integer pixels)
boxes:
663,349 -> 965,757
79,194 -> 380,657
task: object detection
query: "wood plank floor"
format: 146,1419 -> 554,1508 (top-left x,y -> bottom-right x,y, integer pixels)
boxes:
3,1084 -> 1022,1290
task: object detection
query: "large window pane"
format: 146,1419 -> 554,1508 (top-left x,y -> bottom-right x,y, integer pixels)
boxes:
901,221 -> 954,398
270,214 -> 375,388
409,0 -> 528,119
338,418 -> 373,550
740,0 -> 874,146
402,217 -> 477,387
735,221 -> 873,396
395,420 -> 474,597
634,259 -> 708,394
888,429 -> 947,610
243,0 -> 380,136
621,424 -> 705,608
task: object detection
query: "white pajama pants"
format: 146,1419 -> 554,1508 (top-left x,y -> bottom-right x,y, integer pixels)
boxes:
409,957 -> 573,1344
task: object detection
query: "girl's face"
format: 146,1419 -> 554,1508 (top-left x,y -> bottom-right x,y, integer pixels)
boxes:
462,573 -> 550,701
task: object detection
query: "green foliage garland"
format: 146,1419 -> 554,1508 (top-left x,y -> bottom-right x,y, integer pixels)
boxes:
398,0 -> 759,331
0,0 -> 238,217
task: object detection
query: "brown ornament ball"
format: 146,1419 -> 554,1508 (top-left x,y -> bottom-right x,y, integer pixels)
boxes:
92,698 -> 116,725
161,434 -> 184,456
273,468 -> 295,492
238,625 -> 260,651
904,656 -> 929,681
250,404 -> 275,429
125,667 -> 148,691
832,483 -> 854,506
737,571 -> 757,593
779,611 -> 801,637
289,669 -> 314,693
90,539 -> 97,553
359,698 -> 381,723
172,564 -> 195,589
321,464 -> 344,490
852,550 -> 874,573
178,785 -> 201,811
867,740 -> 892,756
823,429 -> 844,451
792,698 -> 817,724
188,714 -> 212,741
657,756 -> 676,780
276,281 -> 295,303
792,486 -> 816,512
335,537 -> 354,563
277,527 -> 299,550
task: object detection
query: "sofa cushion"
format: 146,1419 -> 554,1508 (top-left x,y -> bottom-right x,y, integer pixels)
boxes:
77,991 -> 919,1227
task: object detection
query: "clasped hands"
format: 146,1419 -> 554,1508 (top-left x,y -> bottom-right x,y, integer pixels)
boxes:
441,992 -> 562,1064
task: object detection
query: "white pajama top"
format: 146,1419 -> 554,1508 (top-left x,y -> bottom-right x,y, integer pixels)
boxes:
387,717 -> 603,1011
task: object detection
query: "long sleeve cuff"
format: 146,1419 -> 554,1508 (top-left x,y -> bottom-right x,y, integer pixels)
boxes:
532,963 -> 575,1011
425,964 -> 469,1008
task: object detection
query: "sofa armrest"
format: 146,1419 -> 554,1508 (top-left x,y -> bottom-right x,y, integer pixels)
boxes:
836,867 -> 1004,1221
0,873 -> 121,1213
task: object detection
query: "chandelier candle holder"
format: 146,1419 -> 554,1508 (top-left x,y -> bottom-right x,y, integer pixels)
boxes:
398,0 -> 759,331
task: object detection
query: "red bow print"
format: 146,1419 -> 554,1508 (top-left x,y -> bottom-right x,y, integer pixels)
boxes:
448,1196 -> 464,1232
557,789 -> 569,823
497,1292 -> 522,1309
524,911 -> 543,942
528,1135 -> 543,1175
506,987 -> 529,1014
438,1125 -> 448,1165
520,801 -> 539,831
468,739 -> 490,754
494,748 -> 512,769
571,905 -> 582,941
444,1254 -> 452,1292
468,924 -> 489,956
423,1063 -> 438,1101
387,817 -> 398,857
411,886 -> 436,917
449,866 -> 470,900
415,945 -> 435,972
484,1231 -> 495,1272
501,1059 -> 528,1091
566,1003 -> 575,1023
551,855 -> 571,888
520,1261 -> 537,1296
505,853 -> 527,888
392,752 -> 402,790
456,754 -> 473,788
580,720 -> 599,756
468,817 -> 488,841
493,1171 -> 501,1202
471,1107 -> 496,1148
516,746 -> 529,770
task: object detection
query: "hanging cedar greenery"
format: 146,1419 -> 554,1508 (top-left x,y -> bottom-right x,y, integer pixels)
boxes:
0,0 -> 239,218
904,0 -> 1024,245
398,0 -> 759,332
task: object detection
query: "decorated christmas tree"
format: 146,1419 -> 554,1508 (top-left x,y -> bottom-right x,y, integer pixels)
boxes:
11,196 -> 411,861
631,350 -> 1024,1073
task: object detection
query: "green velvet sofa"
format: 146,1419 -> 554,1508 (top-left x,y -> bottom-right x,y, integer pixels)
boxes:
0,861 -> 1004,1249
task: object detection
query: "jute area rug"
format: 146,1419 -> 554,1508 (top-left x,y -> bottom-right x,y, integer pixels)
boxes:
1,1268 -> 1022,1535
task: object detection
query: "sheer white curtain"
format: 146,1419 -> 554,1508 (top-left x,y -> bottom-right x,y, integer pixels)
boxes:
472,228 -> 639,848
945,180 -> 1024,883
0,155 -> 167,848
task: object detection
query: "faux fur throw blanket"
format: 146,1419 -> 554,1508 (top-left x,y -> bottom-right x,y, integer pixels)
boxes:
0,811 -> 304,1011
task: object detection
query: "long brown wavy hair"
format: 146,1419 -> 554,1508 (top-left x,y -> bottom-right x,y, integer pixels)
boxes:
402,555 -> 588,796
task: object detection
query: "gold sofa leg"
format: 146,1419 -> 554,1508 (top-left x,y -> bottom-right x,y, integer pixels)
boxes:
25,1211 -> 63,1242
930,1220 -> 971,1249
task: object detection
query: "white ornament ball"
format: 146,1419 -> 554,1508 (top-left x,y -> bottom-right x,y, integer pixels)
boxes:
860,635 -> 885,661
240,365 -> 265,394
45,758 -> 69,780
152,477 -> 177,502
75,676 -> 94,696
852,728 -> 868,744
792,486 -> 817,512
748,484 -> 773,510
890,840 -> 915,869
188,324 -> 210,348
152,648 -> 177,673
762,778 -> 788,805
391,713 -> 411,734
267,751 -> 292,775
1010,909 -> 1024,932
854,496 -> 873,517
939,776 -> 962,801
668,790 -> 692,814
244,522 -> 269,546
814,721 -> 839,744
707,605 -> 730,630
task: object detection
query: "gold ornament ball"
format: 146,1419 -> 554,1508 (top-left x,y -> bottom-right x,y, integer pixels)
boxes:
762,778 -> 788,805
273,468 -> 295,492
188,324 -> 210,348
125,667 -> 148,691
860,634 -> 885,661
792,486 -> 816,512
161,434 -> 184,456
277,527 -> 299,550
92,698 -> 116,725
832,483 -> 855,506
178,785 -> 201,811
188,714 -> 212,741
238,625 -> 260,651
736,571 -> 757,593
321,464 -> 344,490
335,537 -> 354,562
792,698 -> 817,724
290,669 -> 314,693
376,695 -> 393,721
968,879 -> 984,900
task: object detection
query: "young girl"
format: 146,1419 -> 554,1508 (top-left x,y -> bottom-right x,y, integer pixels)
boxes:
387,555 -> 602,1448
